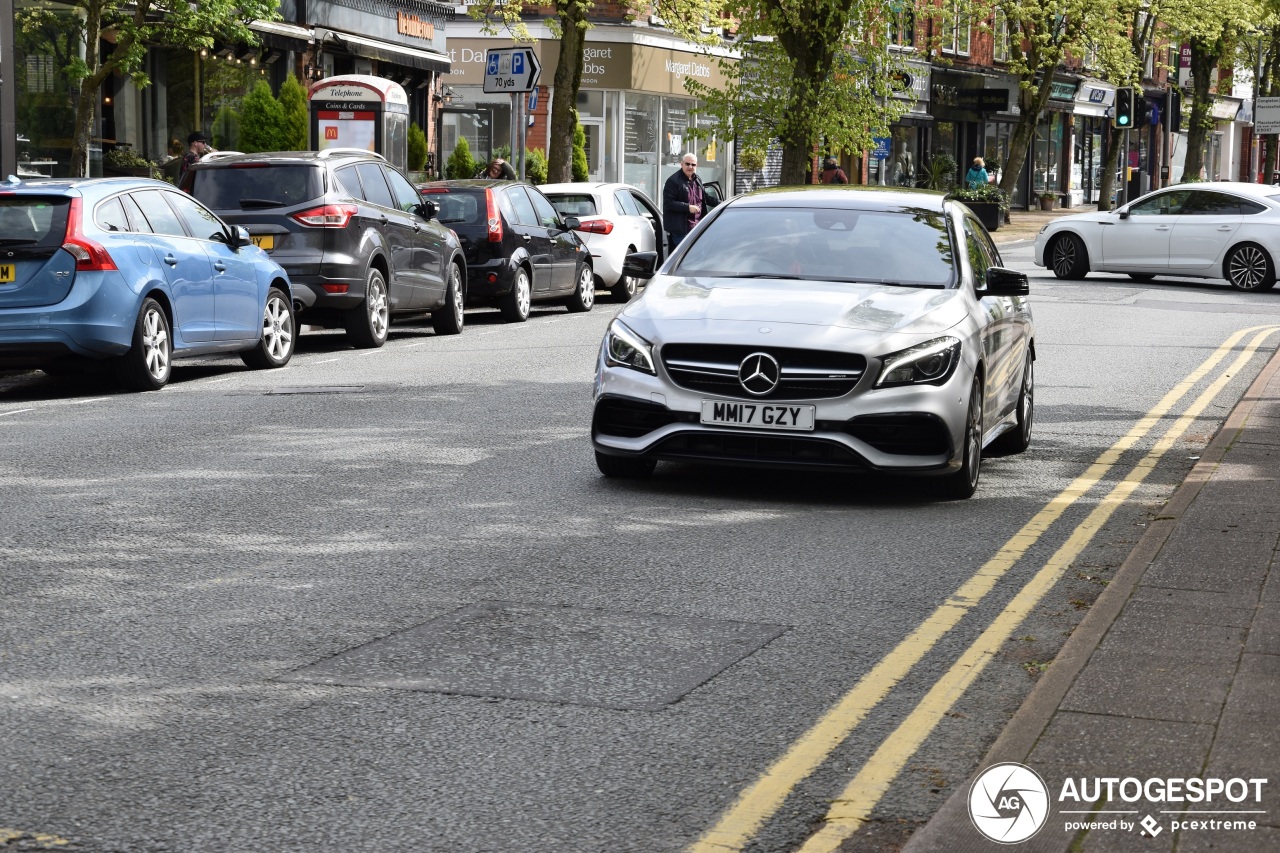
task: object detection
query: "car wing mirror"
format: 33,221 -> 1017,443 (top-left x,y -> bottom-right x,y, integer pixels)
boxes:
1117,209 -> 1130,220
561,216 -> 580,231
416,200 -> 439,220
981,266 -> 1029,296
622,251 -> 659,280
225,225 -> 251,249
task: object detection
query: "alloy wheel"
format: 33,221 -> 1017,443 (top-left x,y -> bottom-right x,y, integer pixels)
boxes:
578,267 -> 595,310
450,266 -> 465,326
142,306 -> 170,381
262,295 -> 293,361
965,386 -> 982,492
1051,239 -> 1075,278
369,279 -> 389,340
515,271 -> 531,318
1228,246 -> 1269,290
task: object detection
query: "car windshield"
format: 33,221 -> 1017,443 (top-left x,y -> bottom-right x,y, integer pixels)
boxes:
0,196 -> 71,247
675,206 -> 956,288
189,164 -> 324,210
544,194 -> 598,218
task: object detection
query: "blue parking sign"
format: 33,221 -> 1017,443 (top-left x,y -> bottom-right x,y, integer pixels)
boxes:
486,54 -> 499,76
513,52 -> 524,75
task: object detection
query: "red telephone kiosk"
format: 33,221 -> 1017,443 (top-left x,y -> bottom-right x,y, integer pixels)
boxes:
308,75 -> 410,170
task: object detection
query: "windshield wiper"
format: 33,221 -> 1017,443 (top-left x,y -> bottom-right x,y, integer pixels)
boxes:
439,217 -> 468,224
238,198 -> 284,209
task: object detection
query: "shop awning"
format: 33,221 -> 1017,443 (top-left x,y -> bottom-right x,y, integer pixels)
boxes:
319,29 -> 451,74
249,20 -> 314,51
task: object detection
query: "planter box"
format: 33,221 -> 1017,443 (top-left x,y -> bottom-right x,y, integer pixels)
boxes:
961,201 -> 1001,232
1038,197 -> 1057,211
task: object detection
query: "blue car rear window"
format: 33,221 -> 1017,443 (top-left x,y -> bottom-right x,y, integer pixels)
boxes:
189,165 -> 323,211
0,196 -> 71,248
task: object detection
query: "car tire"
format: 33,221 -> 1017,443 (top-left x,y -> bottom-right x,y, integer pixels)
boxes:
1128,273 -> 1156,282
1049,233 -> 1089,279
500,266 -> 532,323
992,353 -> 1033,454
1224,243 -> 1277,291
611,249 -> 638,302
936,376 -> 983,500
595,450 -> 656,478
566,263 -> 596,313
432,262 -> 466,336
241,287 -> 295,370
115,297 -> 172,392
344,267 -> 390,348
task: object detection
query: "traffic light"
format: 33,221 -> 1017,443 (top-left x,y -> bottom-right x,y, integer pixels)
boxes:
1169,90 -> 1182,133
1114,87 -> 1135,128
1134,96 -> 1151,126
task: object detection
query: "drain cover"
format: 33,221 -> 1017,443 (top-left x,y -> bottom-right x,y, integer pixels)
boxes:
267,385 -> 366,395
280,601 -> 787,710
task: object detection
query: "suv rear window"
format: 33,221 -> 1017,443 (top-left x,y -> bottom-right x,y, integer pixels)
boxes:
0,196 -> 71,247
188,164 -> 323,211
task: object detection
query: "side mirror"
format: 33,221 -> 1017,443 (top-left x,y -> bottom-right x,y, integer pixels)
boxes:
562,216 -> 580,231
416,200 -> 439,220
228,226 -> 251,249
622,251 -> 659,280
1118,209 -> 1130,220
981,266 -> 1029,296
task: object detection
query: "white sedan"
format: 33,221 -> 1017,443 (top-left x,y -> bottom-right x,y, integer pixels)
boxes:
541,182 -> 665,301
1035,181 -> 1280,291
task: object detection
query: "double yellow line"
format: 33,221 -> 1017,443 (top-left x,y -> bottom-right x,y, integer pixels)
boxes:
689,325 -> 1280,853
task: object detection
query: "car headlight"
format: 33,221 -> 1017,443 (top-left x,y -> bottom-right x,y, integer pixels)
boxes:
604,320 -> 656,374
876,337 -> 962,388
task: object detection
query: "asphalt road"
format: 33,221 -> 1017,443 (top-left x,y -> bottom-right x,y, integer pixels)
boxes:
2,246 -> 1279,853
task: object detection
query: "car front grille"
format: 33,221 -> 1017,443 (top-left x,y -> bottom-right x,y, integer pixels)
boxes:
649,432 -> 867,469
660,344 -> 866,400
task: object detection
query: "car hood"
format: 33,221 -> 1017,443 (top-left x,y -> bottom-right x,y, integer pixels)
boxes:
622,275 -> 968,335
1046,210 -> 1118,228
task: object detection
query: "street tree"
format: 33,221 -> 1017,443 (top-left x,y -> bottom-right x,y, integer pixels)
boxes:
20,0 -> 279,177
686,0 -> 910,186
467,0 -> 720,184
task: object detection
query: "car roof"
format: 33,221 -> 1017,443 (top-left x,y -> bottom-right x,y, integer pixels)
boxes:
188,150 -> 383,168
1151,181 -> 1279,198
730,185 -> 949,213
1,177 -> 175,195
539,182 -> 622,194
422,179 -> 521,189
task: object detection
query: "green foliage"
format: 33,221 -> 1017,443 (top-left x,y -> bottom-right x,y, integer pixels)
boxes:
408,123 -> 428,172
571,123 -> 589,182
447,136 -> 476,180
212,105 -> 240,151
949,184 -> 1011,212
921,152 -> 958,190
277,75 -> 309,150
492,145 -> 512,161
238,80 -> 288,153
526,148 -> 548,186
739,148 -> 767,172
103,146 -> 160,178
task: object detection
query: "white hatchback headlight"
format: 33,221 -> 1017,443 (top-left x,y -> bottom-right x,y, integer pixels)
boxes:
604,320 -> 656,374
876,337 -> 962,388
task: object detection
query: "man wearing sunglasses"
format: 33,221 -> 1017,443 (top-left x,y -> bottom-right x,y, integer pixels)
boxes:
662,155 -> 717,250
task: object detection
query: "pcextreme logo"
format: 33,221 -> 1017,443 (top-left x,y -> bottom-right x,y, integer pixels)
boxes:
968,763 -> 1050,844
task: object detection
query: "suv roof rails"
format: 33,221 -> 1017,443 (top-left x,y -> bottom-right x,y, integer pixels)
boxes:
201,151 -> 244,161
316,148 -> 386,161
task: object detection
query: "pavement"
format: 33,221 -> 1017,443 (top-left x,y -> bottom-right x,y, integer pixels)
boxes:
903,332 -> 1280,849
989,204 -> 1097,247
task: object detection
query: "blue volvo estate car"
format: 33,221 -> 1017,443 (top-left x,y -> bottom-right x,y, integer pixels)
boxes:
0,177 -> 296,391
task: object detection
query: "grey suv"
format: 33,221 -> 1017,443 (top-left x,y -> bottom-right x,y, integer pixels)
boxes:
183,150 -> 467,347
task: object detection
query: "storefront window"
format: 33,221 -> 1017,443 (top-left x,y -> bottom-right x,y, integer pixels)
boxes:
1032,113 -> 1065,193
890,125 -> 918,187
14,1 -> 85,177
624,93 -> 660,197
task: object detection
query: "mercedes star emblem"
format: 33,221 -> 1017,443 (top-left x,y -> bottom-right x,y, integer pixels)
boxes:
738,352 -> 781,396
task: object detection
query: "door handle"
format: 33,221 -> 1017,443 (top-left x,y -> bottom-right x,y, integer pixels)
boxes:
213,261 -> 226,272
1155,225 -> 1171,231
163,254 -> 178,266
412,222 -> 420,232
1217,225 -> 1234,231
522,234 -> 532,241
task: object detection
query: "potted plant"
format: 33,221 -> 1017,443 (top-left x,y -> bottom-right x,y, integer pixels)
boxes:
920,152 -> 958,190
103,146 -> 159,179
949,184 -> 1009,231
1038,191 -> 1057,211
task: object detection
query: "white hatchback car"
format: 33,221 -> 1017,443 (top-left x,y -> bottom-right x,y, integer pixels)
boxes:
1035,181 -> 1280,290
541,182 -> 665,301
592,187 -> 1036,499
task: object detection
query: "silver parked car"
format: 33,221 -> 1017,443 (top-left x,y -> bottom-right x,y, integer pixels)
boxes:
591,187 -> 1035,499
540,182 -> 664,302
1035,181 -> 1280,290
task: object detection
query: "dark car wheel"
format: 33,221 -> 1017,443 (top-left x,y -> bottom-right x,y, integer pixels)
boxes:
432,262 -> 465,336
344,268 -> 390,348
1224,243 -> 1277,291
241,287 -> 295,369
936,376 -> 983,500
115,297 -> 172,392
566,263 -> 596,313
500,266 -> 532,323
1049,233 -> 1089,279
992,353 -> 1033,454
595,450 -> 656,478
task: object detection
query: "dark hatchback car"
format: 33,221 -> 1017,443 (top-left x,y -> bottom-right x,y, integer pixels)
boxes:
184,150 -> 467,347
419,180 -> 595,322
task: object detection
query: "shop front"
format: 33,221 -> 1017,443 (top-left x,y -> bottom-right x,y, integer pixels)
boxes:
1070,79 -> 1115,205
1031,79 -> 1076,203
441,32 -> 733,197
868,59 -> 931,188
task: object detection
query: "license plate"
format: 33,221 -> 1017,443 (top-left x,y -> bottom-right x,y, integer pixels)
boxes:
0,264 -> 13,283
700,400 -> 816,431
251,235 -> 275,250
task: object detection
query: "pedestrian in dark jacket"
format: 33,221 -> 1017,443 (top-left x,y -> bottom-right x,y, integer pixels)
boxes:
662,155 -> 717,249
820,157 -> 849,184
178,131 -> 214,183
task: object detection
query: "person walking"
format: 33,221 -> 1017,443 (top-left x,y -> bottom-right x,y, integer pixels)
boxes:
965,157 -> 990,189
178,131 -> 215,182
820,157 -> 849,184
662,154 -> 717,250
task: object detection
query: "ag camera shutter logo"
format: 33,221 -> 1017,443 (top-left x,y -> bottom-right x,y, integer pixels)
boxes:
968,762 -> 1051,844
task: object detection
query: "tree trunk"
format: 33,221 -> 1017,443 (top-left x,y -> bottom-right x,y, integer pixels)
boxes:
1183,35 -> 1219,183
546,0 -> 586,184
69,3 -> 105,178
998,73 -> 1055,201
1097,123 -> 1122,211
